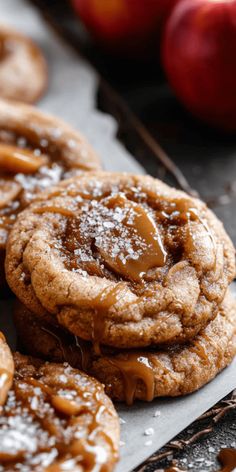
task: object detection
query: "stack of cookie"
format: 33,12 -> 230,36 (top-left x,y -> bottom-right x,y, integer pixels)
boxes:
0,98 -> 123,471
3,153 -> 236,405
0,24 -> 235,472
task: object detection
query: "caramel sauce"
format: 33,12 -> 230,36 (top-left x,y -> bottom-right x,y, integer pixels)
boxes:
218,448 -> 236,472
0,367 -> 13,406
109,352 -> 155,405
173,199 -> 216,254
189,340 -> 208,363
0,356 -> 117,471
0,134 -> 69,245
41,326 -> 91,372
172,199 -> 198,222
92,283 -> 126,355
98,194 -> 167,282
0,143 -> 47,174
74,335 -> 91,372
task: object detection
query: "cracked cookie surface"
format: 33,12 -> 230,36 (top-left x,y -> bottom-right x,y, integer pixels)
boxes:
0,331 -> 14,406
0,26 -> 47,103
7,172 -> 235,347
0,99 -> 100,292
14,291 -> 236,405
0,353 -> 119,471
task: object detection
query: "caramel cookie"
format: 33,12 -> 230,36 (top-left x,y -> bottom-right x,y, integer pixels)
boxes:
0,26 -> 47,103
6,172 -> 235,347
0,331 -> 14,405
0,352 -> 119,471
0,99 -> 100,292
14,291 -> 236,405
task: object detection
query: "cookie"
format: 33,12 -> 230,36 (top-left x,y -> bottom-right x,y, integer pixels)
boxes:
6,172 -> 235,348
0,331 -> 14,405
0,99 -> 101,292
0,352 -> 120,471
14,291 -> 236,405
0,26 -> 47,103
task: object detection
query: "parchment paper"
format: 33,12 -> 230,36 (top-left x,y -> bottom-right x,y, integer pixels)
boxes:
0,2 -> 236,471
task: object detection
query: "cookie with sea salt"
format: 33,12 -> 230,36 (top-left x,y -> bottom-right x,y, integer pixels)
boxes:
6,172 -> 235,349
14,291 -> 236,405
0,352 -> 119,471
0,99 -> 101,292
0,25 -> 47,103
0,331 -> 14,406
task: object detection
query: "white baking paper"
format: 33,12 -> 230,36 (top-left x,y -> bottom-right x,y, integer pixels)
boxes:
0,2 -> 236,471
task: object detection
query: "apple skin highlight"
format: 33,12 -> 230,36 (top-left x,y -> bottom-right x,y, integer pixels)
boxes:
162,0 -> 236,131
71,0 -> 179,56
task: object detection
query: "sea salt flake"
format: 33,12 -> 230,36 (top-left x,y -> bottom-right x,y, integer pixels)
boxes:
205,460 -> 214,466
144,428 -> 154,436
51,128 -> 62,139
59,375 -> 67,384
119,418 -> 126,425
40,138 -> 48,147
33,149 -> 41,156
68,139 -> 76,149
30,397 -> 38,410
208,446 -> 215,453
17,137 -> 27,148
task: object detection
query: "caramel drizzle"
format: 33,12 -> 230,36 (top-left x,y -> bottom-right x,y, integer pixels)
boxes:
92,283 -> 126,355
38,318 -> 156,406
109,352 -> 155,405
188,338 -> 208,363
0,143 -> 47,174
99,193 -> 167,282
217,448 -> 236,472
41,326 -> 69,362
0,368 -> 13,406
35,193 -> 167,282
172,199 -> 216,258
1,366 -> 115,470
74,335 -> 91,372
40,326 -> 90,372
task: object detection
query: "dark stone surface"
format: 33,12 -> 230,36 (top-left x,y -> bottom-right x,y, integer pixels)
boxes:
135,394 -> 236,471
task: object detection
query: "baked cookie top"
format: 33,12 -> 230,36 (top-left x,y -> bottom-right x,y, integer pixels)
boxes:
0,99 -> 101,251
14,291 -> 236,405
6,172 -> 235,348
0,331 -> 14,406
0,353 -> 119,471
0,25 -> 47,103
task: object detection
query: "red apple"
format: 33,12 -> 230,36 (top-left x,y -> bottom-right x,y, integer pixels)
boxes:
71,0 -> 179,56
162,0 -> 236,131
